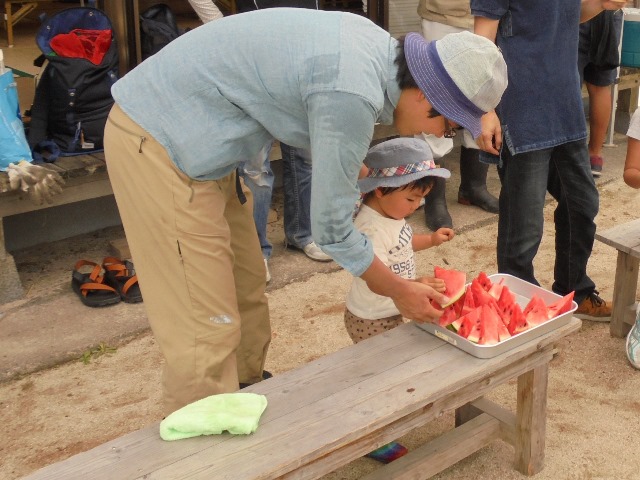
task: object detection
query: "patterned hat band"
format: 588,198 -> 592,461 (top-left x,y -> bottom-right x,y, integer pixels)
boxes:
365,159 -> 438,179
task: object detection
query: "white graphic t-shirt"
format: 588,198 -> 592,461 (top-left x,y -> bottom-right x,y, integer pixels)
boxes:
346,204 -> 415,320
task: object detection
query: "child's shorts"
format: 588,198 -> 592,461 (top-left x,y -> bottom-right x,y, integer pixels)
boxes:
344,308 -> 404,344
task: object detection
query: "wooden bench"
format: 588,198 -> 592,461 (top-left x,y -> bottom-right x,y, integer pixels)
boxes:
595,218 -> 640,338
0,152 -> 113,303
23,318 -> 581,480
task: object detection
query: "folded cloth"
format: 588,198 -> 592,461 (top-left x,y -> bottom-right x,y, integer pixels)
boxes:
160,393 -> 268,441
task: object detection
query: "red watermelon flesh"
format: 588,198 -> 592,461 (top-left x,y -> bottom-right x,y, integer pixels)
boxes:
497,286 -> 516,313
477,304 -> 501,345
488,279 -> 505,300
546,291 -> 575,319
457,307 -> 481,339
438,305 -> 458,327
523,295 -> 549,327
434,266 -> 466,307
507,303 -> 529,335
460,287 -> 476,317
476,271 -> 493,291
470,279 -> 498,308
451,291 -> 466,317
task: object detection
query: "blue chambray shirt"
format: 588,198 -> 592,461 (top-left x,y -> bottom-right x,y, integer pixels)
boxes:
111,9 -> 401,277
471,0 -> 587,157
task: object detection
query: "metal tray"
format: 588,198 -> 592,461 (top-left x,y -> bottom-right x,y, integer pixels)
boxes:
415,273 -> 578,359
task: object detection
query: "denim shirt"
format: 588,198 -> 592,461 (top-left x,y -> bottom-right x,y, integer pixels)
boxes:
471,0 -> 587,158
111,9 -> 400,277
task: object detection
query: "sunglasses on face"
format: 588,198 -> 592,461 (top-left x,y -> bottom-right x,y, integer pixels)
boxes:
443,118 -> 463,139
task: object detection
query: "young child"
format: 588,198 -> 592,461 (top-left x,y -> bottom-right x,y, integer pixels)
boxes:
624,109 -> 640,369
345,137 -> 455,463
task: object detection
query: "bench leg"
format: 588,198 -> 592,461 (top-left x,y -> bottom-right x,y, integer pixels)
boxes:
0,219 -> 24,303
610,251 -> 639,338
514,363 -> 549,476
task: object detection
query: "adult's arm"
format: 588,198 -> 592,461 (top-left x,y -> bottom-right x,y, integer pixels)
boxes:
306,91 -> 447,321
581,0 -> 629,23
187,0 -> 224,23
472,13 -> 501,154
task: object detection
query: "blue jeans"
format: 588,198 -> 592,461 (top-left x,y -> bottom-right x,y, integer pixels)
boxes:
241,142 -> 313,259
280,143 -> 313,250
497,140 -> 598,304
241,142 -> 275,259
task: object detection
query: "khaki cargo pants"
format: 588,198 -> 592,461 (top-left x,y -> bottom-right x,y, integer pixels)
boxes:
104,104 -> 271,416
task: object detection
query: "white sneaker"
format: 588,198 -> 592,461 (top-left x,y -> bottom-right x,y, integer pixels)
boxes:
264,258 -> 271,283
626,306 -> 640,369
302,242 -> 332,262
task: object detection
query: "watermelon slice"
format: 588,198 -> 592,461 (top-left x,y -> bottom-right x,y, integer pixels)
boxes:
476,271 -> 493,291
488,278 -> 505,301
434,266 -> 466,307
478,304 -> 501,345
456,307 -> 481,339
523,295 -> 549,327
438,305 -> 458,328
546,291 -> 575,319
470,278 -> 498,308
460,286 -> 476,317
507,303 -> 529,335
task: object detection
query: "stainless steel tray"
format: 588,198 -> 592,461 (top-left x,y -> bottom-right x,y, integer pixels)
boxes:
415,273 -> 578,358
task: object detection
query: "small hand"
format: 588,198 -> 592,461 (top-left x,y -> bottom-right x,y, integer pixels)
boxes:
431,227 -> 455,246
417,276 -> 446,293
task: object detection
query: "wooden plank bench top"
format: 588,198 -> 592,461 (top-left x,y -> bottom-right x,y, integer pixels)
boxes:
24,318 -> 581,480
595,219 -> 640,337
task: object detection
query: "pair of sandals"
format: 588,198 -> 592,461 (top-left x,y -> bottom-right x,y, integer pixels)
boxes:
72,257 -> 143,307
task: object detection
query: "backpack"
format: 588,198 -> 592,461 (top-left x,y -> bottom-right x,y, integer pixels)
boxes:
27,6 -> 118,157
140,4 -> 183,61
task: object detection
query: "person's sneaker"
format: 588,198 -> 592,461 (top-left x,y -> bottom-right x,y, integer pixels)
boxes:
626,311 -> 640,370
575,290 -> 611,322
365,441 -> 408,464
590,155 -> 603,178
264,258 -> 271,283
302,242 -> 332,262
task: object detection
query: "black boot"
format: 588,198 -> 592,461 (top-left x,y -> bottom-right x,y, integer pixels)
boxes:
423,160 -> 452,231
458,146 -> 499,214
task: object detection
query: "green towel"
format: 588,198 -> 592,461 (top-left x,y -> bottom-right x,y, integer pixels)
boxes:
159,392 -> 268,441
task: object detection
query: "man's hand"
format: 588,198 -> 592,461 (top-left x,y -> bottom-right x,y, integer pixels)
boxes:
7,160 -> 65,205
475,111 -> 502,155
391,279 -> 450,323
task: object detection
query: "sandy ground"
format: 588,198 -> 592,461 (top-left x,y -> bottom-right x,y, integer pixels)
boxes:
2,176 -> 640,479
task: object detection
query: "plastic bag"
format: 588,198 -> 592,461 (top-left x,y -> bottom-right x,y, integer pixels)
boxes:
0,68 -> 32,171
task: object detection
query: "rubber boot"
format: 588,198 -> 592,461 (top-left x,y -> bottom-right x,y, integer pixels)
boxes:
458,146 -> 499,214
423,159 -> 452,231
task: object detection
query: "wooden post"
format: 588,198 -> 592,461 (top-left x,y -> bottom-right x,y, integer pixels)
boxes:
0,219 -> 24,303
611,251 -> 639,337
514,363 -> 549,476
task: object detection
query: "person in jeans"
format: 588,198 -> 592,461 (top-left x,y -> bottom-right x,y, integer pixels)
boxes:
416,0 -> 499,231
578,9 -> 624,177
241,142 -> 331,283
471,0 -> 625,322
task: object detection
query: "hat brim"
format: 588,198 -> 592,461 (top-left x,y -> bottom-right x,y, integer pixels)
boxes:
405,33 -> 484,139
358,168 -> 451,194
